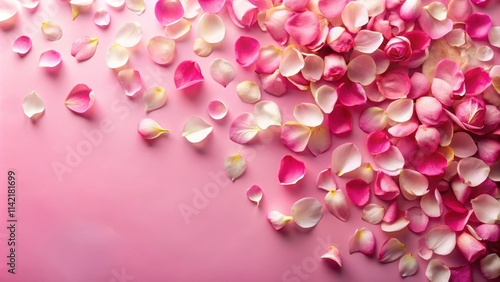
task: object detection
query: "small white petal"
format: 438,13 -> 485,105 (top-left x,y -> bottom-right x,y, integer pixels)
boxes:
254,101 -> 281,129
291,197 -> 323,229
224,152 -> 246,181
143,86 -> 167,112
115,21 -> 142,47
237,81 -> 261,104
182,116 -> 213,143
22,91 -> 45,120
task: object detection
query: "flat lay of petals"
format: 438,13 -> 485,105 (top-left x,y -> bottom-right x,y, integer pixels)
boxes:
418,8 -> 453,40
400,169 -> 429,200
137,118 -> 169,139
399,253 -> 418,278
246,185 -> 263,205
349,228 -> 376,256
254,100 -> 281,130
421,189 -> 444,218
308,125 -> 331,156
449,132 -> 477,158
293,103 -> 323,128
236,81 -> 260,104
210,58 -> 235,88
267,210 -> 292,230
415,97 -> 444,127
12,36 -> 32,55
381,216 -> 410,232
489,26 -> 500,48
234,36 -> 260,67
354,30 -> 383,54
457,232 -> 486,262
328,105 -> 352,135
386,98 -> 414,123
229,113 -> 260,144
207,100 -> 228,120
471,194 -> 500,224
426,259 -> 451,282
448,0 -> 472,21
144,86 -> 167,112
457,157 -> 490,187
284,11 -> 319,46
373,171 -> 400,201
147,36 -> 176,65
115,22 -> 142,47
255,45 -> 281,74
291,197 -> 323,228
476,46 -> 494,62
321,246 -> 342,267
337,81 -> 367,106
406,206 -> 429,233
174,60 -> 204,90
359,107 -> 387,133
182,116 -> 213,143
224,152 -> 246,181
362,203 -> 384,224
301,55 -> 324,82
425,225 -> 456,256
316,169 -> 337,192
331,143 -> 362,176
125,0 -> 146,14
318,0 -> 345,18
341,1 -> 368,33
71,37 -> 98,62
325,189 -> 350,222
198,13 -> 225,44
279,45 -> 304,78
0,0 -> 17,22
41,21 -> 62,41
106,0 -> 125,8
117,69 -> 142,97
445,29 -> 466,47
345,179 -> 370,207
400,0 -> 421,20
374,146 -> 404,174
480,254 -> 500,280
366,131 -> 390,155
65,84 -> 95,114
278,155 -> 306,185
94,9 -> 110,27
198,0 -> 225,13
106,44 -> 129,69
379,238 -> 406,263
155,0 -> 184,26
39,50 -> 61,68
70,0 -> 93,20
22,91 -> 44,120
464,67 -> 491,96
193,38 -> 213,57
465,13 -> 492,39
347,55 -> 376,86
376,71 -> 411,100
164,19 -> 191,39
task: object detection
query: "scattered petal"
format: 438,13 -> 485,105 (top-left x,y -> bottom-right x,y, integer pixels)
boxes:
147,36 -> 176,65
291,197 -> 323,228
362,203 -> 384,224
488,26 -> 500,48
164,18 -> 191,39
354,30 -> 383,54
210,58 -> 235,87
144,86 -> 167,112
425,225 -> 456,255
254,101 -> 281,129
426,259 -> 450,282
345,179 -> 370,206
349,228 -> 376,256
293,103 -> 323,127
376,70 -> 411,100
224,152 -> 246,181
359,107 -> 387,133
313,85 -> 337,114
328,104 -> 352,134
302,55 -> 324,82
267,210 -> 292,230
415,125 -> 440,153
236,81 -> 261,104
374,146 -> 405,174
476,46 -> 494,62
337,81 -> 367,106
117,69 -> 142,97
321,246 -> 342,267
331,143 -> 362,176
71,36 -> 98,62
115,21 -> 142,47
386,98 -> 414,123
41,21 -> 62,41
198,13 -> 225,44
207,100 -> 228,120
229,113 -> 260,144
106,0 -> 125,8
406,206 -> 429,233
379,238 -> 406,263
22,91 -> 44,120
450,132 -> 477,158
259,70 -> 287,96
198,0 -> 225,13
279,45 -> 305,77
125,0 -> 146,15
341,1 -> 368,33
316,169 -> 337,192
278,155 -> 306,185
381,216 -> 410,232
471,194 -> 500,224
65,84 -> 95,114
284,11 -> 320,46
193,38 -> 213,57
235,36 -> 260,67
106,44 -> 129,69
465,13 -> 492,39
70,0 -> 93,19
174,60 -> 204,90
399,253 -> 418,277
39,50 -> 61,68
155,0 -> 184,26
325,190 -> 350,222
94,9 -> 110,27
19,0 -> 39,9
246,185 -> 263,205
182,116 -> 213,143
421,189 -> 444,218
366,131 -> 391,155
456,232 -> 486,262
347,54 -> 377,85
255,45 -> 282,74
137,118 -> 169,139
400,169 -> 429,200
480,254 -> 500,280
0,0 -> 17,22
12,35 -> 32,55
457,157 -> 490,187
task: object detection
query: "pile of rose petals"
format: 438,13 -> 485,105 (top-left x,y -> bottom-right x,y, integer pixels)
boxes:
5,0 -> 500,280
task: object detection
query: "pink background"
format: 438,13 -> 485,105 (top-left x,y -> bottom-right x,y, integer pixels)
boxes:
0,1 -> 497,281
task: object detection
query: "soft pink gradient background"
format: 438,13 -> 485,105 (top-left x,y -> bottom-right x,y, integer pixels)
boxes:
0,1 -> 498,281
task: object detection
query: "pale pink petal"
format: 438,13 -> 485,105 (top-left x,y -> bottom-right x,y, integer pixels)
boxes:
328,104 -> 352,135
106,0 -> 125,8
106,44 -> 129,69
22,91 -> 44,120
229,113 -> 260,144
347,55 -> 376,86
349,228 -> 376,256
400,169 -> 429,200
425,225 -> 456,256
39,50 -> 61,68
115,21 -> 142,47
125,0 -> 146,15
318,0 -> 346,18
264,6 -> 292,45
431,78 -> 453,107
457,157 -> 490,187
445,29 -> 466,47
345,179 -> 370,207
374,146 -> 404,174
480,254 -> 500,280
331,143 -> 362,176
457,232 -> 486,262
144,86 -> 167,112
434,59 -> 464,92
354,30 -> 383,54
450,132 -> 477,158
406,206 -> 429,233
464,67 -> 492,96
341,2 -> 368,33
321,246 -> 342,267
246,185 -> 263,205
381,215 -> 410,232
387,117 -> 419,138
94,9 -> 110,27
326,27 -> 354,54
259,70 -> 287,96
427,2 -> 447,20
278,155 -> 306,185
386,98 -> 414,123
366,131 -> 390,155
379,238 -> 406,263
207,100 -> 228,120
465,13 -> 492,39
451,176 -> 471,203
373,171 -> 400,201
316,169 -> 337,192
477,139 -> 500,165
164,19 -> 191,39
325,190 -> 350,222
337,81 -> 367,106
234,36 -> 260,67
471,194 -> 500,224
415,125 -> 440,153
12,35 -> 32,55
182,116 -> 213,143
476,46 -> 494,62
224,152 -> 246,181
359,107 -> 387,133
70,0 -> 93,19
376,70 -> 411,99
180,0 -> 200,18
155,0 -> 184,26
65,84 -> 95,114
279,45 -> 304,77
399,253 -> 418,277
209,58 -> 235,88
198,13 -> 225,43
476,224 -> 500,241
41,21 -> 62,41
236,81 -> 261,104
227,0 -> 258,28
301,55 -> 324,82
421,189 -> 444,218
448,0 -> 472,22
284,11 -> 319,46
418,9 -> 453,40
362,203 -> 384,224
426,259 -> 451,282
488,26 -> 500,48
137,118 -> 169,139
400,0 -> 421,20
267,210 -> 292,230
193,38 -> 213,57
415,97 -> 444,128
71,36 -> 98,62
199,0 -> 225,13
255,45 -> 281,74
147,36 -> 175,66
308,125 -> 331,156
117,69 -> 142,97
291,197 -> 323,228
254,100 -> 281,129
174,60 -> 204,90
418,237 -> 433,260
293,103 -> 323,127
444,211 -> 472,232
323,53 -> 347,81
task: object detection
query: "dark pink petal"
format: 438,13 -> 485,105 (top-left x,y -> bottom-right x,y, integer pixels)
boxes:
318,0 -> 346,18
366,131 -> 390,155
255,45 -> 281,74
383,201 -> 398,223
155,0 -> 184,26
264,7 -> 292,45
470,0 -> 489,7
476,224 -> 500,241
39,50 -> 61,68
199,0 -> 226,13
337,81 -> 367,106
234,36 -> 260,67
374,172 -> 400,201
259,71 -> 287,96
12,35 -> 31,55
174,60 -> 204,90
345,179 -> 370,207
464,67 -> 491,96
65,84 -> 95,114
415,96 -> 445,127
477,139 -> 500,165
328,104 -> 352,135
405,30 -> 431,53
376,70 -> 411,99
278,155 -> 306,185
444,211 -> 472,232
415,125 -> 440,153
406,206 -> 429,233
408,72 -> 430,99
396,136 -> 419,164
457,232 -> 486,262
415,151 -> 448,176
284,11 -> 319,46
442,191 -> 468,213
321,246 -> 343,267
449,264 -> 472,282
465,13 -> 492,39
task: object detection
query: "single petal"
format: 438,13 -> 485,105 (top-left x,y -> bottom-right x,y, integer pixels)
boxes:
147,36 -> 176,65
464,67 -> 491,96
374,146 -> 405,174
476,46 -> 494,62
376,70 -> 411,100
301,55 -> 324,82
445,29 -> 466,47
234,36 -> 260,67
318,0 -> 346,18
115,21 -> 142,47
279,45 -> 305,77
359,107 -> 387,133
308,125 -> 331,156
313,85 -> 337,114
39,50 -> 61,68
342,163 -> 374,186
418,9 -> 453,40
182,116 -> 213,143
258,70 -> 287,96
421,189 -> 444,218
226,0 -> 258,28
12,35 -> 32,55
293,103 -> 323,127
477,139 -> 500,165
224,152 -> 246,181
198,13 -> 225,44
71,36 -> 98,62
448,0 -> 472,22
155,0 -> 184,26
65,84 -> 95,114
400,169 -> 429,200
354,30 -> 383,54
41,21 -> 62,41
386,98 -> 414,123
22,91 -> 44,120
383,201 -> 398,223
406,206 -> 429,233
254,100 -> 281,129
207,100 -> 228,120
381,215 -> 410,232
325,190 -> 350,222
427,2 -> 447,20
347,54 -> 376,85
400,0 -> 421,20
198,0 -> 225,13
284,11 -> 319,46
449,132 -> 477,158
193,38 -> 213,57
0,0 -> 17,22
246,185 -> 263,205
415,125 -> 440,153
341,1 -> 368,33
362,203 -> 384,224
180,0 -> 200,18
144,86 -> 167,112
425,225 -> 456,255
264,6 -> 292,45
457,157 -> 490,187
106,0 -> 125,8
328,104 -> 352,135
399,253 -> 418,278
210,58 -> 235,87
291,197 -> 323,228
426,259 -> 451,282
488,26 -> 500,48
337,81 -> 367,106
418,237 -> 433,260
379,238 -> 406,263
316,168 -> 337,192
480,254 -> 500,280
117,69 -> 142,97
366,131 -> 390,155
125,0 -> 145,14
174,60 -> 204,90
137,118 -> 169,139
471,194 -> 500,224
229,113 -> 260,144
456,232 -> 486,262
70,0 -> 93,20
415,96 -> 444,127
236,81 -> 260,104
94,9 -> 110,27
415,151 -> 448,176
278,155 -> 306,185
349,228 -> 376,256
267,211 -> 292,230
465,13 -> 492,39
321,246 -> 342,267
331,143 -> 362,176
345,179 -> 370,207
255,44 -> 281,74
106,44 -> 129,69
164,18 -> 191,40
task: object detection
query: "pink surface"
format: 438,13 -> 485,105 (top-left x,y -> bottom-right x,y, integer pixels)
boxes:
0,1 -> 498,282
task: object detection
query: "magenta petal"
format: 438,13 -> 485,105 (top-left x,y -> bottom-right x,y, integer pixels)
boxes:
464,67 -> 492,96
449,264 -> 472,282
465,13 -> 492,39
457,232 -> 486,262
415,151 -> 448,176
383,201 -> 398,223
477,139 -> 500,165
284,11 -> 319,46
234,36 -> 260,67
174,60 -> 204,90
444,211 -> 472,232
376,70 -> 411,99
337,81 -> 367,106
328,104 -> 352,135
408,72 -> 430,99
155,0 -> 184,26
65,84 -> 95,113
12,35 -> 32,55
345,179 -> 370,207
373,171 -> 400,201
318,0 -> 346,18
406,206 -> 429,233
199,0 -> 225,13
278,155 -> 306,185
366,131 -> 390,155
39,50 -> 62,68
476,224 -> 500,241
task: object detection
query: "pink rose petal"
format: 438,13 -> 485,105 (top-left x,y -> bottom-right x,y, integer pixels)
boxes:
234,36 -> 260,67
293,103 -> 323,127
198,13 -> 225,43
421,189 -> 444,218
318,0 -> 346,18
207,100 -> 228,120
0,0 -> 18,22
400,0 -> 421,20
137,118 -> 169,139
354,30 -> 383,54
448,0 -> 472,22
471,194 -> 500,224
226,0 -> 258,28
279,45 -> 304,77
406,206 -> 429,233
155,0 -> 184,26
65,84 -> 95,114
255,45 -> 281,74
94,8 -> 111,27
450,132 -> 478,158
476,224 -> 500,241
323,53 -> 347,81
284,11 -> 319,46
316,168 -> 337,192
477,139 -> 500,165
345,179 -> 370,207
341,2 -> 368,33
400,169 -> 429,200
415,125 -> 440,153
118,69 -> 142,97
457,232 -> 486,262
258,70 -> 287,96
331,143 -> 362,176
278,155 -> 306,185
376,70 -> 411,100
337,81 -> 367,106
387,117 -> 419,138
349,228 -> 376,256
280,122 -> 311,153
378,238 -> 406,263
12,35 -> 32,55
267,210 -> 292,230
71,36 -> 98,62
425,225 -> 456,255
426,259 -> 451,282
174,60 -> 204,90
366,131 -> 390,155
408,72 -> 430,99
464,67 -> 491,96
374,146 -> 404,175
480,254 -> 500,280
199,0 -> 225,13
324,189 -> 350,222
246,185 -> 263,205
291,197 -> 323,228
457,157 -> 490,187
362,203 -> 384,224
374,172 -> 400,201
210,58 -> 235,88
381,214 -> 410,232
321,246 -> 342,267
386,98 -> 414,123
328,104 -> 352,135
264,6 -> 292,45
399,253 -> 418,278
302,54 -> 324,82
444,211 -> 472,232
147,36 -> 176,65
418,9 -> 453,40
346,54 -> 377,85
415,97 -> 445,127
229,113 -> 260,144
359,107 -> 387,133
465,13 -> 492,39
39,50 -> 61,68
383,201 -> 398,224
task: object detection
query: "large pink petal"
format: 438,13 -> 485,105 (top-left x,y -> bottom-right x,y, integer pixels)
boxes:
278,155 -> 306,185
308,125 -> 331,156
337,81 -> 367,106
227,0 -> 258,28
321,246 -> 343,267
280,122 -> 311,152
457,157 -> 490,187
387,117 -> 419,138
198,0 -> 225,13
415,125 -> 440,153
386,98 -> 414,123
71,36 -> 98,62
418,9 -> 453,40
12,35 -> 32,56
450,132 -> 477,158
264,7 -> 292,45
147,36 -> 176,65
476,224 -> 500,241
415,151 -> 448,176
471,194 -> 500,224
313,85 -> 337,114
331,143 -> 362,176
359,107 -> 387,133
464,67 -> 491,96
65,84 -> 95,114
406,206 -> 429,233
349,228 -> 376,256
293,103 -> 324,127
345,179 -> 370,206
408,72 -> 430,99
465,13 -> 492,39
341,2 -> 368,33
318,0 -> 346,18
117,69 -> 142,97
457,232 -> 486,262
448,0 -> 472,22
325,189 -> 350,222
415,96 -> 445,127
376,70 -> 411,99
290,197 -> 323,228
155,0 -> 184,26
284,11 -> 319,46
444,211 -> 472,232
434,59 -> 464,92
328,104 -> 352,135
346,54 -> 377,85
378,238 -> 406,263
400,169 -> 429,200
425,259 -> 451,281
477,139 -> 500,165
234,36 -> 260,67
229,113 -> 260,144
366,131 -> 390,155
373,171 -> 400,201
425,225 -> 456,255
374,146 -> 405,175
323,53 -> 347,81
174,60 -> 204,90
383,201 -> 398,223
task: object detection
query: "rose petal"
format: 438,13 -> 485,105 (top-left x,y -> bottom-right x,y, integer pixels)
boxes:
480,254 -> 500,280
359,107 -> 387,133
106,44 -> 129,69
381,215 -> 410,232
198,0 -> 225,13
347,54 -> 377,85
278,155 -> 306,185
328,104 -> 352,135
321,246 -> 342,267
193,38 -> 213,57
316,168 -> 337,192
22,91 -> 44,120
331,143 -> 362,176
154,0 -> 184,26
457,157 -> 490,187
210,58 -> 235,88
206,99 -> 228,120
418,237 -> 433,260
237,81 -> 260,104
448,0 -> 472,22
0,0 -> 17,22
65,84 -> 95,114
386,98 -> 414,123
106,0 -> 125,8
226,0 -> 258,28
259,70 -> 287,96
349,228 -> 376,256
421,189 -> 444,218
39,50 -> 61,68
406,206 -> 429,233
174,60 -> 204,90
293,103 -> 323,128
426,259 -> 451,282
337,81 -> 367,106
449,132 -> 477,158
464,67 -> 492,96
345,179 -> 370,206
308,125 -> 331,156
366,131 -> 390,155
291,197 -> 323,228
415,125 -> 440,154
300,54 -> 324,82
374,146 -> 404,174
325,190 -> 350,222
182,116 -> 213,143
41,21 -> 62,41
425,225 -> 456,255
279,45 -> 304,77
115,21 -> 142,47
224,152 -> 246,181
387,117 -> 419,138
313,85 -> 337,114
376,70 -> 411,99
94,9 -> 110,27
373,171 -> 400,201
137,118 -> 169,139
445,29 -> 466,47
415,97 -> 444,127
264,6 -> 292,45
465,13 -> 492,39
254,100 -> 281,130
341,2 -> 368,33
163,18 -> 191,40
246,185 -> 263,205
19,0 -> 39,9
400,0 -> 421,20
379,238 -> 406,263
12,35 -> 32,55
229,113 -> 260,144
71,36 -> 98,62
457,232 -> 486,262
234,36 -> 260,67
471,194 -> 500,224
117,69 -> 142,97
488,26 -> 500,48
362,203 -> 384,224
284,11 -> 319,46
180,0 -> 200,18
142,86 -> 167,112
255,44 -> 281,74
476,46 -> 494,62
323,53 -> 347,81
354,30 -> 383,54
399,253 -> 418,277
147,36 -> 176,65
400,169 -> 429,200
70,0 -> 93,19
318,0 -> 346,18
444,211 -> 472,232
267,210 -> 292,230
418,9 -> 453,40
198,13 -> 225,43
125,0 -> 145,14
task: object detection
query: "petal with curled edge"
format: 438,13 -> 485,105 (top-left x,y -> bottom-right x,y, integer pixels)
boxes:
182,116 -> 213,143
224,152 -> 246,181
210,58 -> 235,88
279,45 -> 304,77
316,168 -> 337,192
235,36 -> 260,67
278,155 -> 306,185
144,86 -> 167,112
321,246 -> 342,267
480,254 -> 500,280
147,36 -> 175,65
406,206 -> 429,233
293,103 -> 324,127
65,84 -> 95,114
71,36 -> 98,62
22,91 -> 45,120
457,157 -> 490,187
421,189 -> 444,218
425,225 -> 456,256
331,143 -> 362,176
308,125 -> 331,156
378,238 -> 406,263
313,85 -> 337,114
399,253 -> 418,277
254,100 -> 281,130
399,169 -> 429,201
349,228 -> 376,256
229,113 -> 260,144
359,107 -> 387,133
291,197 -> 323,228
117,69 -> 142,97
267,210 -> 292,230
174,60 -> 204,90
471,194 -> 500,224
155,0 -> 184,26
325,190 -> 350,222
246,185 -> 263,205
39,50 -> 62,68
106,44 -> 129,69
426,259 -> 450,282
237,81 -> 261,104
137,118 -> 169,139
362,203 -> 384,224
